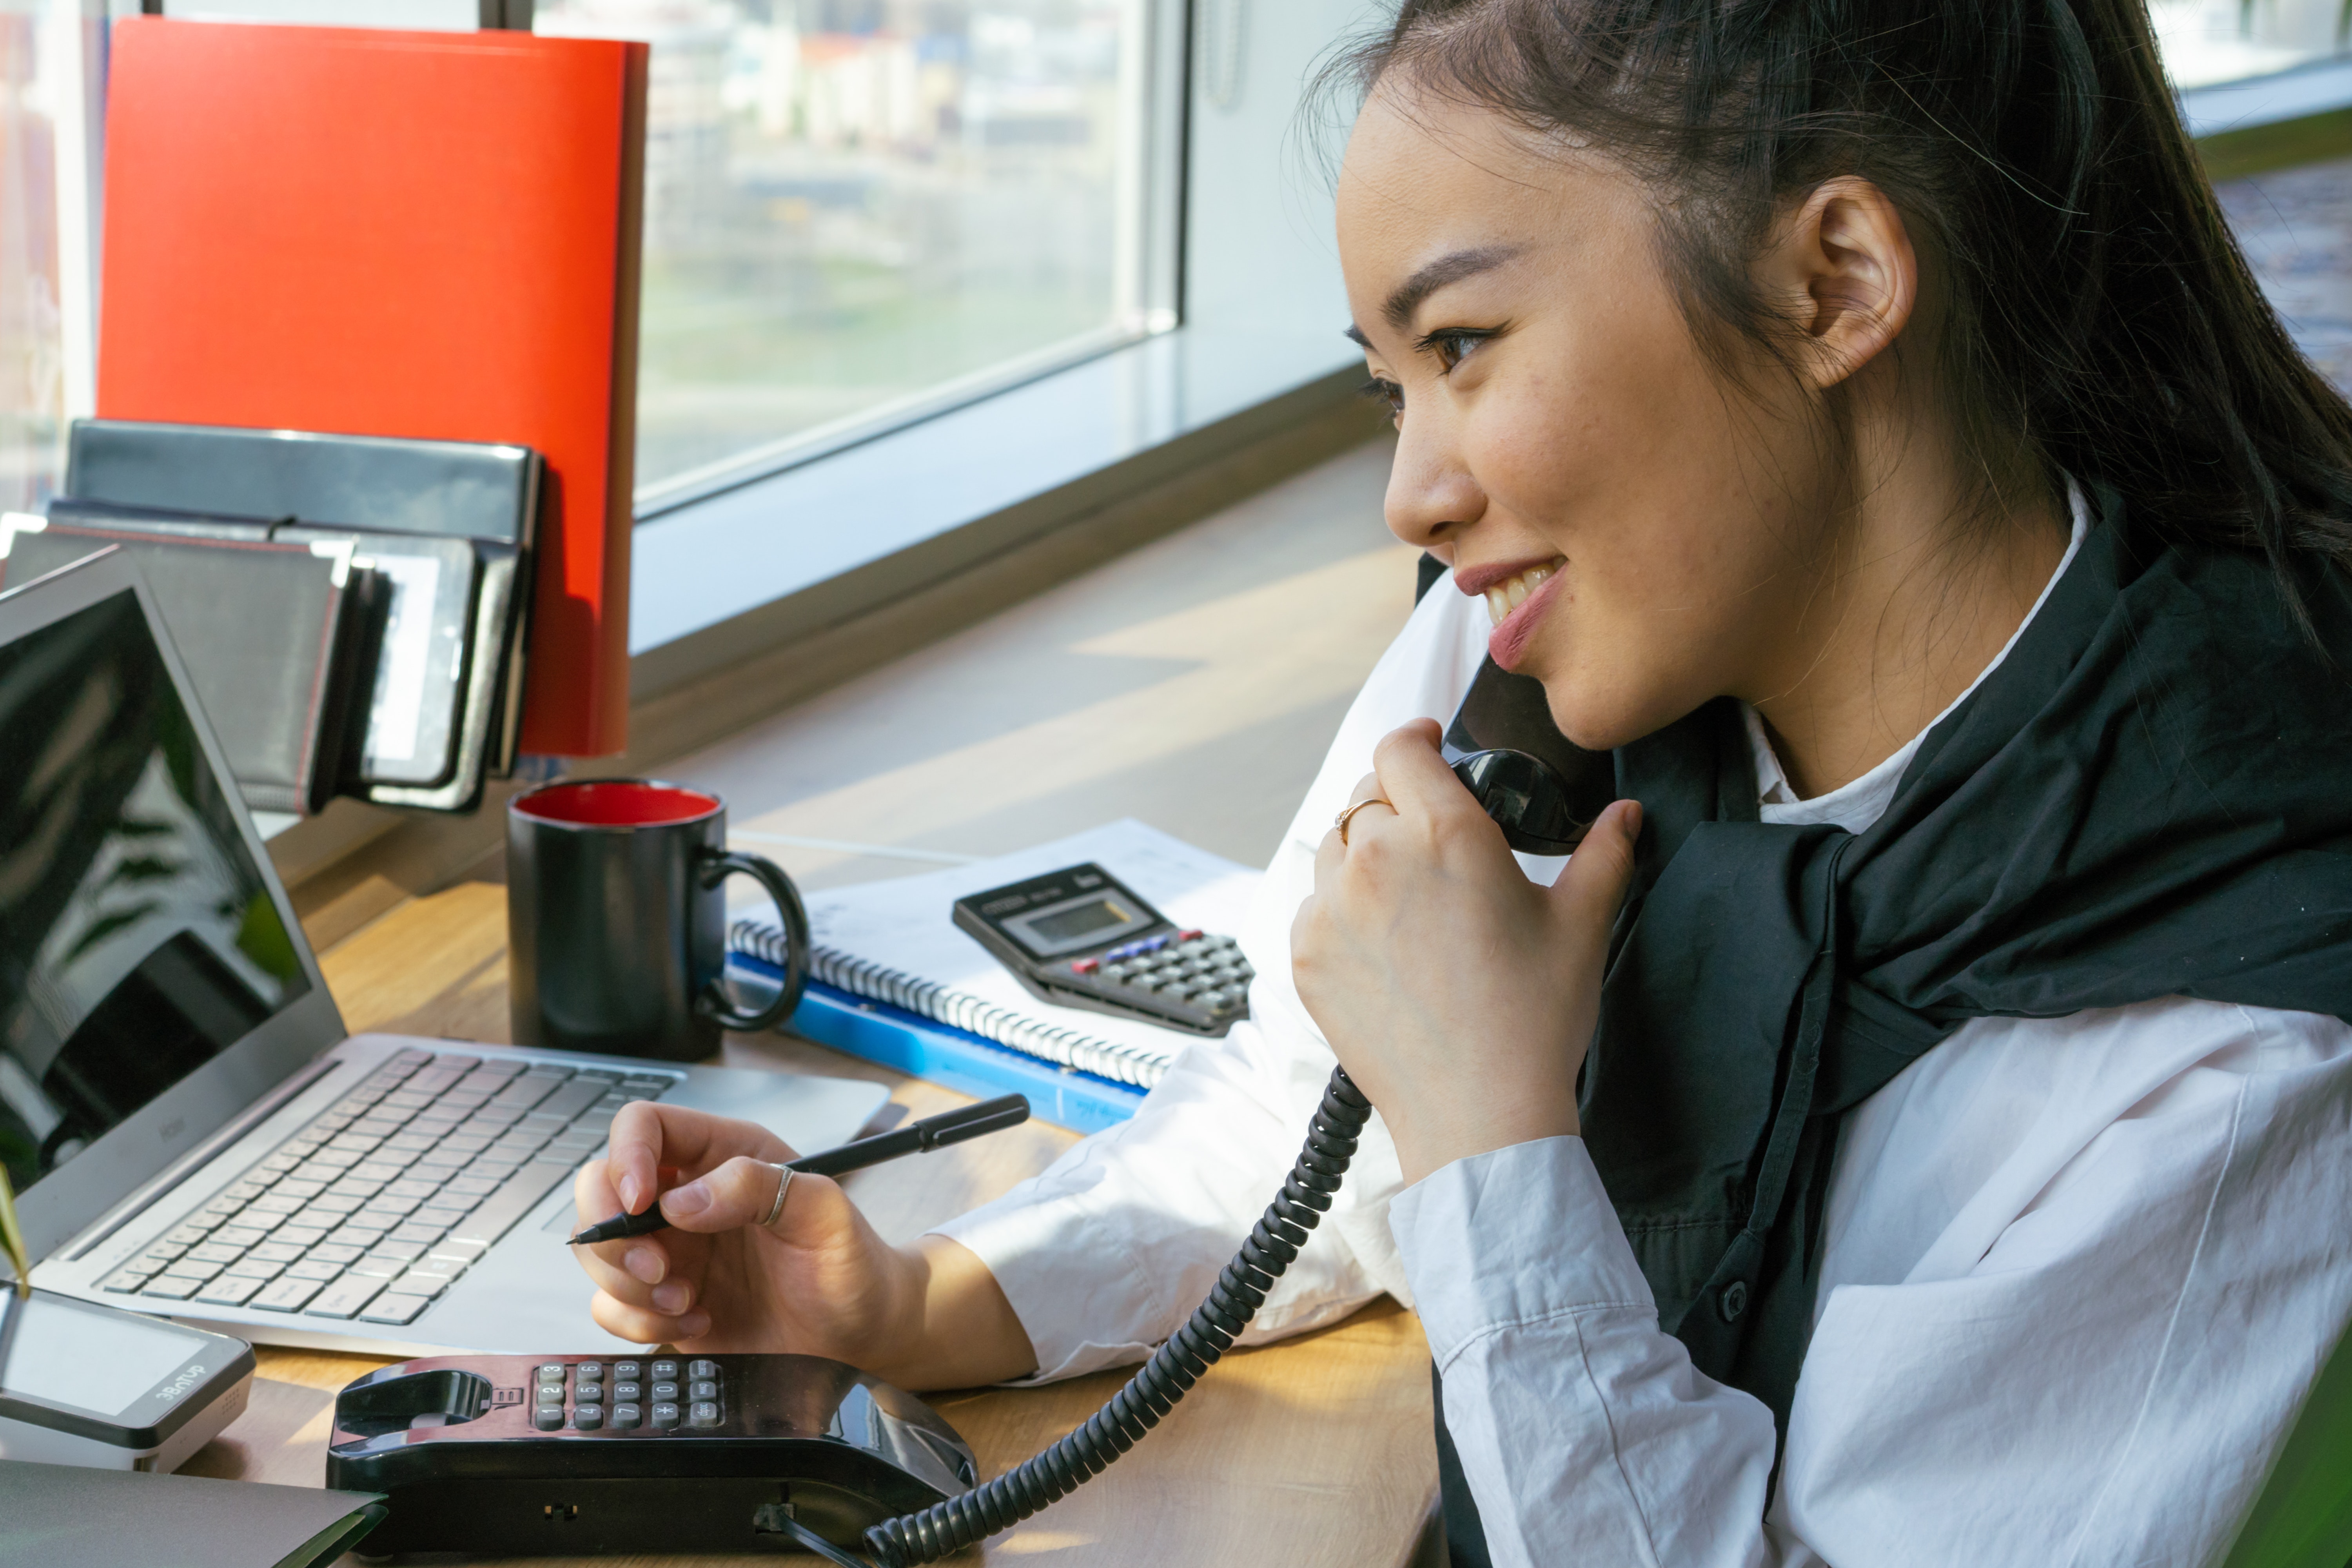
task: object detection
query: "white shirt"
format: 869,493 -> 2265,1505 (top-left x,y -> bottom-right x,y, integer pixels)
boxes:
935,496 -> 2352,1565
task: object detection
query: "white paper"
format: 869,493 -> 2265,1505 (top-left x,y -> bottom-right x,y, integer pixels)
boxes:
362,552 -> 441,765
738,820 -> 1261,1081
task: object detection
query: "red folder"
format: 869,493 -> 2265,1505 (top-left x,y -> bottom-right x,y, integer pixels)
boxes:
96,18 -> 646,758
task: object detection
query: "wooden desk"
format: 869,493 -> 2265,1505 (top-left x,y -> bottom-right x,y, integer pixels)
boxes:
192,881 -> 1440,1565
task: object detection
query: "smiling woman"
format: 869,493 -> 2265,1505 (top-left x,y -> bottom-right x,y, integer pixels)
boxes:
1278,3 -> 2352,1565
554,7 -> 2352,1566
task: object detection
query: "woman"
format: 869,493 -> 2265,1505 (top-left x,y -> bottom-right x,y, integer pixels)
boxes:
572,2 -> 2352,1561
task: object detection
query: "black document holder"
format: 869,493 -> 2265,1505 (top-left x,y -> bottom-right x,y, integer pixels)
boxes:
0,522 -> 374,816
61,421 -> 543,813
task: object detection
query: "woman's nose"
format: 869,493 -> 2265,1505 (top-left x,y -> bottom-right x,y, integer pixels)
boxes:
1383,407 -> 1485,550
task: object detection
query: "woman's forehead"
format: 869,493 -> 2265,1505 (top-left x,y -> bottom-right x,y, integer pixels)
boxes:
1338,90 -> 1640,306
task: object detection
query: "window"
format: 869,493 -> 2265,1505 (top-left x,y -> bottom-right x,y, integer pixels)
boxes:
0,0 -> 102,515
535,0 -> 1182,512
2154,0 -> 2352,89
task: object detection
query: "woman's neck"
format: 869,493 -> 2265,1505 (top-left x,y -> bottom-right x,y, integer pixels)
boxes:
1748,456 -> 2070,801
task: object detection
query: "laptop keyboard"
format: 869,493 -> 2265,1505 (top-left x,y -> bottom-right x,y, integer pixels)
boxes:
96,1048 -> 677,1328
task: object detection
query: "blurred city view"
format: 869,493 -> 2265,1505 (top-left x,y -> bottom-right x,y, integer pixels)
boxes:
2152,0 -> 2352,86
535,0 -> 1159,501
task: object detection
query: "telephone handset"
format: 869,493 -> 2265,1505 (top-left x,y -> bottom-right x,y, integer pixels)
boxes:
1442,655 -> 1618,854
797,670 -> 1598,1568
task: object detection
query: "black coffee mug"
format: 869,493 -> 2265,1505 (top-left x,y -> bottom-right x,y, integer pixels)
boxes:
506,779 -> 812,1061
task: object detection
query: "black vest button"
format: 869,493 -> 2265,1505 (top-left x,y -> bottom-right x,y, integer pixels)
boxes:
1718,1280 -> 1749,1323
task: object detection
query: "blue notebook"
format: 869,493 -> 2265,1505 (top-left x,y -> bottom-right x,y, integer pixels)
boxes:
730,962 -> 1145,1135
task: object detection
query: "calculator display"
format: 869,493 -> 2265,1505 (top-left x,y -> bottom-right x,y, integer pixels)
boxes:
1025,898 -> 1129,946
997,886 -> 1152,960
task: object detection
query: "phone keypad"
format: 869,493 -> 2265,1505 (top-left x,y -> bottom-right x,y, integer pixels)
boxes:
525,1357 -> 718,1434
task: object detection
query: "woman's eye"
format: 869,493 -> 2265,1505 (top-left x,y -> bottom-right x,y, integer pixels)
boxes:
1419,328 -> 1491,373
1359,376 -> 1405,419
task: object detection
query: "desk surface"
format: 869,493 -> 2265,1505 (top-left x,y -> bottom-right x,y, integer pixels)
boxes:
192,882 -> 1438,1566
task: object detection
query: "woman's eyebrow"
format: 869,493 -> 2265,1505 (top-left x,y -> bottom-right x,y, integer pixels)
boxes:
1383,245 -> 1522,331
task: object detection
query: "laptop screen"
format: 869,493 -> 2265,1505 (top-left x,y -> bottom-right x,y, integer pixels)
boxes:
0,588 -> 312,1200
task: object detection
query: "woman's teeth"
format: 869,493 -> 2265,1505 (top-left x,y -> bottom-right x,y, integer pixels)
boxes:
1484,562 -> 1557,627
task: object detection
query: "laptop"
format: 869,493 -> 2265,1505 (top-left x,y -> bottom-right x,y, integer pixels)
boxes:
2,548 -> 888,1354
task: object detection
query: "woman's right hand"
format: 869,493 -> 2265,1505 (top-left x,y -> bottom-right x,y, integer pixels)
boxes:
569,1101 -> 1036,1390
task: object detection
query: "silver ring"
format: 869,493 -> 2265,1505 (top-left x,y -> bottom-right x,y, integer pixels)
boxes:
759,1164 -> 793,1228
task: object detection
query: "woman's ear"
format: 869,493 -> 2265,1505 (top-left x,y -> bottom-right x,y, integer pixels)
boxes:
1762,176 -> 1918,391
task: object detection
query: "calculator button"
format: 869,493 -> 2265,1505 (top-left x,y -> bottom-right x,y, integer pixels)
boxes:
535,1363 -> 567,1381
687,1359 -> 717,1380
607,1379 -> 640,1401
533,1406 -> 564,1431
610,1403 -> 642,1429
650,1402 -> 681,1430
536,1384 -> 566,1406
650,1359 -> 678,1379
575,1362 -> 605,1381
688,1401 -> 720,1429
688,1379 -> 718,1401
572,1404 -> 604,1430
613,1361 -> 642,1379
650,1381 -> 680,1402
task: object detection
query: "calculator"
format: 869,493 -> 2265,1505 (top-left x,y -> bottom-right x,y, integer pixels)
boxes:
951,862 -> 1254,1036
326,1351 -> 976,1555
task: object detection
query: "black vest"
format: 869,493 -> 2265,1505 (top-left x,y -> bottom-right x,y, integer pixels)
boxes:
1432,502 -> 2352,1558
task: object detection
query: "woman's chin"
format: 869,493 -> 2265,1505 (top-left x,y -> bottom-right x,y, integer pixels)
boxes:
1536,677 -> 1684,756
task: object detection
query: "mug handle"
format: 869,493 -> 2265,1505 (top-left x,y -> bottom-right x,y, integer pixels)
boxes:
695,848 -> 810,1033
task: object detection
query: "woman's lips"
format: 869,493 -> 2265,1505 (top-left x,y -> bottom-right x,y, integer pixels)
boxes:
1488,566 -> 1566,672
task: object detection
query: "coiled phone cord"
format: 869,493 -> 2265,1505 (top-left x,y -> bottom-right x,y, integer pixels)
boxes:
857,1066 -> 1374,1567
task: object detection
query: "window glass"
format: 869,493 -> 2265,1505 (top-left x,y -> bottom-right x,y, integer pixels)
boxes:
536,0 -> 1166,505
2154,0 -> 2352,89
0,2 -> 100,516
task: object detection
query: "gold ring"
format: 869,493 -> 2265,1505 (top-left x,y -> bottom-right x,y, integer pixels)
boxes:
1334,798 -> 1390,846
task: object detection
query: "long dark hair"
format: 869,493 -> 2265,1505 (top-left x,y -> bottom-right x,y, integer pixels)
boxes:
1325,0 -> 2352,625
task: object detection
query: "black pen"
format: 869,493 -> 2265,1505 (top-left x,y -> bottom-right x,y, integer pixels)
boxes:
567,1094 -> 1031,1246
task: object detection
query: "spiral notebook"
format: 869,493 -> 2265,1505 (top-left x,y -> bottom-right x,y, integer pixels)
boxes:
730,821 -> 1261,1105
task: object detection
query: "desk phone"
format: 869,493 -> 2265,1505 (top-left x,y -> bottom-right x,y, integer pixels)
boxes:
326,1351 -> 975,1557
952,862 -> 1254,1036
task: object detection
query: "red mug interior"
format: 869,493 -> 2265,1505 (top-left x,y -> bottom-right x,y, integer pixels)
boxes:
512,780 -> 721,828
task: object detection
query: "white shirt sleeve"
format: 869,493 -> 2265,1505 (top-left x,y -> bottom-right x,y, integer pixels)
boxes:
1391,999 -> 2352,1568
930,570 -> 1497,1381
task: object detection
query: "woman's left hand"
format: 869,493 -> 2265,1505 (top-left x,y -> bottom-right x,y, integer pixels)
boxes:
1291,719 -> 1642,1185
